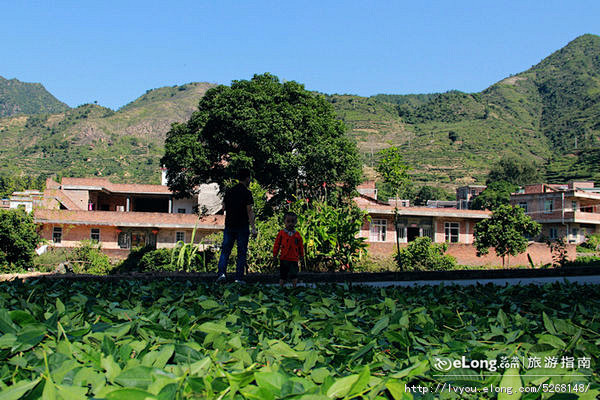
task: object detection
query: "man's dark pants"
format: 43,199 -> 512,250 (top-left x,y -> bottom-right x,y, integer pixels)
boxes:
217,226 -> 249,280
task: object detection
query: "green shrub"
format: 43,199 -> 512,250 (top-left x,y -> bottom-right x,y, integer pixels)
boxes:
290,198 -> 368,271
0,208 -> 41,273
69,240 -> 113,275
34,247 -> 72,272
566,255 -> 600,267
139,248 -> 174,271
579,233 -> 600,252
113,246 -> 154,273
247,215 -> 280,273
395,236 -> 457,271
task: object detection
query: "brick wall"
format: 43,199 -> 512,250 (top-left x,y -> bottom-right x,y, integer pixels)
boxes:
365,241 -> 575,267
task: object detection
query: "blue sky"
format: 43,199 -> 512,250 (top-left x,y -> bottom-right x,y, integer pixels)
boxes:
2,1 -> 598,110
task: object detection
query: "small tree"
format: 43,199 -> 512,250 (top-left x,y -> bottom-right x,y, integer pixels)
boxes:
375,146 -> 411,267
0,208 -> 41,272
474,204 -> 541,267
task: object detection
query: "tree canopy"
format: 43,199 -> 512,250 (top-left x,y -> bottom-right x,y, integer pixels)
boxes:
474,204 -> 541,267
374,146 -> 412,202
161,73 -> 361,203
470,181 -> 518,211
0,208 -> 41,271
487,155 -> 541,186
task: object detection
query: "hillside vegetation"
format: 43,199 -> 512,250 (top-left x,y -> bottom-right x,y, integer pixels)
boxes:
0,76 -> 68,117
0,82 -> 215,183
0,34 -> 599,187
331,34 -> 600,186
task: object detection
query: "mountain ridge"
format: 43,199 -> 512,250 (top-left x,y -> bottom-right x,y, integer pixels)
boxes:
0,34 -> 599,187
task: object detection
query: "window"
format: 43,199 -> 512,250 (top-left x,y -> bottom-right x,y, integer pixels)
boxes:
444,222 -> 459,243
549,227 -> 558,240
177,208 -> 186,214
518,202 -> 528,213
176,231 -> 185,242
52,227 -> 62,243
90,228 -> 100,242
369,219 -> 387,242
572,201 -> 578,212
544,199 -> 554,213
422,227 -> 433,239
118,232 -> 130,249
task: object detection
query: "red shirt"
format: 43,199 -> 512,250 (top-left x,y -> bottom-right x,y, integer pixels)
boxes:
273,229 -> 304,262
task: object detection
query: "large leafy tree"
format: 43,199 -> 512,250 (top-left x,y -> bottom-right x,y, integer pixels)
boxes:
0,208 -> 41,271
474,204 -> 541,267
161,73 -> 361,203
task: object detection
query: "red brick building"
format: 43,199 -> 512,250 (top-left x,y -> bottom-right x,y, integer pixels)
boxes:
35,177 -> 224,258
354,182 -> 574,266
510,181 -> 600,244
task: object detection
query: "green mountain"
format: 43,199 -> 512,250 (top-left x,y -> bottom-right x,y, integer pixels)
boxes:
332,34 -> 600,186
0,82 -> 215,183
0,76 -> 69,117
1,34 -> 599,188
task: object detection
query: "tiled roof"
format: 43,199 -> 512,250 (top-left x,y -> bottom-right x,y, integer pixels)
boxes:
43,189 -> 83,210
60,177 -> 172,194
353,197 -> 491,219
34,209 -> 224,229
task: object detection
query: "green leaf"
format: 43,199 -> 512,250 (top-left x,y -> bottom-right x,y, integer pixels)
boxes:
0,379 -> 40,400
310,368 -> 331,384
255,371 -> 286,396
101,355 -> 122,382
371,316 -> 389,335
115,366 -> 155,389
498,368 -> 522,400
197,322 -> 230,334
326,374 -> 359,398
497,309 -> 509,329
152,344 -> 174,369
348,366 -> 370,396
385,380 -> 412,400
0,333 -> 17,349
538,334 -> 567,349
55,384 -> 88,400
542,312 -> 557,334
56,298 -> 65,314
9,310 -> 35,326
0,309 -> 17,334
13,325 -> 46,352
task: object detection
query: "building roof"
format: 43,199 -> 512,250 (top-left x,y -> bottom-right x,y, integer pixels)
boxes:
60,177 -> 173,195
354,196 -> 491,219
43,189 -> 83,210
34,209 -> 224,229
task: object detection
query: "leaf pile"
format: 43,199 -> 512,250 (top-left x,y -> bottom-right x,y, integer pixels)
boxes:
0,280 -> 599,399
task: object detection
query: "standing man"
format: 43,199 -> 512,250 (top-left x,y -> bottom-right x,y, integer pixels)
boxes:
216,168 -> 257,283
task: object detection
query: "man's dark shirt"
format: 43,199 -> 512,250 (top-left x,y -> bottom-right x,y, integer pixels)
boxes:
224,183 -> 253,228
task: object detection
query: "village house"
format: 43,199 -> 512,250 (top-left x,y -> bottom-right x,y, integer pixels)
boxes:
33,174 -> 224,258
354,182 -> 573,266
510,181 -> 600,244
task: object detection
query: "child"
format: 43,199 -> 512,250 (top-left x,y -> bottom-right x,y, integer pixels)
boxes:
273,211 -> 304,288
